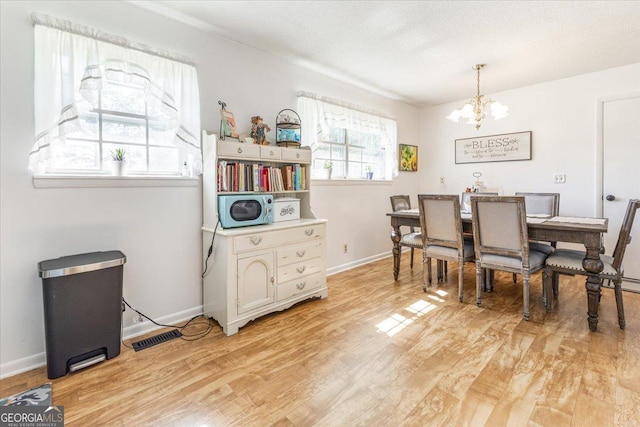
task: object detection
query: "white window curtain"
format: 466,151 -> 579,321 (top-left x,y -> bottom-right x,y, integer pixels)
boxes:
29,13 -> 202,174
297,92 -> 398,178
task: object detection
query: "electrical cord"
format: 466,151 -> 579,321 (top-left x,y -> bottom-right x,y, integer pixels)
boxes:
122,298 -> 216,343
202,220 -> 220,277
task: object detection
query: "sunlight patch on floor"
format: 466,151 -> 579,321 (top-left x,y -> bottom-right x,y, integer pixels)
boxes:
427,294 -> 445,303
375,299 -> 438,336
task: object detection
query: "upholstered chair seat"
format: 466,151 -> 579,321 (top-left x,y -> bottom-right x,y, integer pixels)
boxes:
546,250 -> 616,275
479,251 -> 548,270
400,232 -> 423,248
529,242 -> 556,256
425,241 -> 474,260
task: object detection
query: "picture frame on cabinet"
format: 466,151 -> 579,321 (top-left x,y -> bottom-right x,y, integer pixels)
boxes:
220,109 -> 239,140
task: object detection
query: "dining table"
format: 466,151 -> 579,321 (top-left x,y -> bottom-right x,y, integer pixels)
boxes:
387,209 -> 609,332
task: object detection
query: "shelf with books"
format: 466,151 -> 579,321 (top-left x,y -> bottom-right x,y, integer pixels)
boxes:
216,160 -> 307,193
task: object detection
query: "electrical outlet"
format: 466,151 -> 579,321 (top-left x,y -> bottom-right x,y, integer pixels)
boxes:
343,243 -> 348,253
553,174 -> 566,184
132,314 -> 144,323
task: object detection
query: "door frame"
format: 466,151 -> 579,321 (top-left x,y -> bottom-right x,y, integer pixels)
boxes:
595,91 -> 640,216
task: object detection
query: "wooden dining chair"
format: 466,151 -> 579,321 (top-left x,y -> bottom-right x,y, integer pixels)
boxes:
512,192 -> 560,282
389,195 -> 422,269
417,194 -> 475,300
471,196 -> 551,320
543,199 -> 640,329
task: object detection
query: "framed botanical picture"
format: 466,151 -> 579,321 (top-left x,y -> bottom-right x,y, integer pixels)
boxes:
399,144 -> 418,171
220,109 -> 239,139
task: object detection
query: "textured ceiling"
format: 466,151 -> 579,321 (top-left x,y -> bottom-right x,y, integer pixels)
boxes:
131,0 -> 640,107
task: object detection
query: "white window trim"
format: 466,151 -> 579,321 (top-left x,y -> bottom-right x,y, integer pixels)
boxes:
33,175 -> 199,189
311,178 -> 392,186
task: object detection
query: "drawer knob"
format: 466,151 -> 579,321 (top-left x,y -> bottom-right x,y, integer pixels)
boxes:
296,250 -> 306,258
250,236 -> 262,246
296,266 -> 307,274
304,229 -> 314,236
237,147 -> 243,154
296,282 -> 306,290
270,150 -> 274,156
296,153 -> 300,158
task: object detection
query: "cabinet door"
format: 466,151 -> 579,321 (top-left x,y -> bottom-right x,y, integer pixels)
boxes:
237,251 -> 275,314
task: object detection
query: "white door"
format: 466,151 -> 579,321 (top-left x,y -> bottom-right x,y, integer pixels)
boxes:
602,95 -> 640,291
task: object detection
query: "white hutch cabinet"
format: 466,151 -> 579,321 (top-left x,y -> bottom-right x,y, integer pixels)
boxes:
201,132 -> 327,336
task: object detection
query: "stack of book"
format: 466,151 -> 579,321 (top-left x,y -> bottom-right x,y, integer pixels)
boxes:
217,160 -> 306,192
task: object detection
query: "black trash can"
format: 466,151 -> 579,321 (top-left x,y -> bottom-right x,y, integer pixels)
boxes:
38,250 -> 126,379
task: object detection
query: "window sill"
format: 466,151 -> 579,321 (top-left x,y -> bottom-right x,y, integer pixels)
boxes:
311,178 -> 392,186
33,174 -> 199,188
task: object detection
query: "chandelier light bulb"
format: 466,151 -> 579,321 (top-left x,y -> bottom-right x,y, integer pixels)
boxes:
447,64 -> 508,130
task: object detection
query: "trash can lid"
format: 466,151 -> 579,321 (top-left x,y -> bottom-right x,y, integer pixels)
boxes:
38,250 -> 127,279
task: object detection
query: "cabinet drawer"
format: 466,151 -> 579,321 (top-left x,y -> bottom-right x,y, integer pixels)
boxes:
277,272 -> 323,302
260,146 -> 281,160
281,147 -> 311,163
234,224 -> 325,253
278,241 -> 324,266
218,142 -> 260,159
278,258 -> 324,283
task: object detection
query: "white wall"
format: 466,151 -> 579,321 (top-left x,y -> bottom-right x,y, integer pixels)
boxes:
419,63 -> 640,217
0,1 -> 419,376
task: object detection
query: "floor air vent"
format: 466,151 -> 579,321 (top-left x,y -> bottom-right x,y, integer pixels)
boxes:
132,329 -> 182,352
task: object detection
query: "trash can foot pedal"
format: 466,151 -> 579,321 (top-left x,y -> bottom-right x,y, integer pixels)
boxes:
70,354 -> 106,372
132,329 -> 182,352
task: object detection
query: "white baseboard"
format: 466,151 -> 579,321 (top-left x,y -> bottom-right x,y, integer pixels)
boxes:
122,305 -> 203,340
327,250 -> 395,276
0,353 -> 47,380
0,305 -> 203,380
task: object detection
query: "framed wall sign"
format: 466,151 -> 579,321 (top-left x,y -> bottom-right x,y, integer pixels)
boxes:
455,131 -> 532,164
399,144 -> 418,171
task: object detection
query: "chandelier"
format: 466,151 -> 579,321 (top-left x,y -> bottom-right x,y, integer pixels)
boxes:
446,64 -> 508,130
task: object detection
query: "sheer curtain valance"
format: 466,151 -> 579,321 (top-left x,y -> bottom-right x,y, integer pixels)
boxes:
297,92 -> 398,178
29,13 -> 202,174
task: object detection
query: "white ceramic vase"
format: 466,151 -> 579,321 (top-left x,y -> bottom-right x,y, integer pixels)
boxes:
112,161 -> 127,176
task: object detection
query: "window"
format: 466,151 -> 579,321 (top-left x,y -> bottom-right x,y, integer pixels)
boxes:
297,92 -> 397,180
311,128 -> 386,179
29,13 -> 201,177
51,83 -> 183,174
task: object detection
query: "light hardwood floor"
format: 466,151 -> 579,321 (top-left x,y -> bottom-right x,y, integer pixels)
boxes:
2,254 -> 639,426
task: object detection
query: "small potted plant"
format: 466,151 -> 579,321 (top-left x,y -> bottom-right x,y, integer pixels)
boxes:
111,148 -> 127,175
365,165 -> 374,180
323,161 -> 333,179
